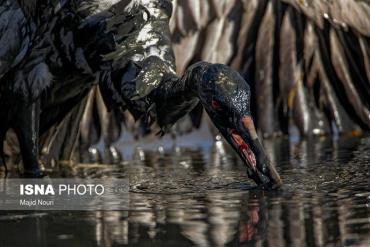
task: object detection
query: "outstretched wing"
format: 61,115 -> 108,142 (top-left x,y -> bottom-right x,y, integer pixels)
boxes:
171,0 -> 370,136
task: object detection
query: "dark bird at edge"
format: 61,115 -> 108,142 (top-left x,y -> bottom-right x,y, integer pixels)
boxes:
0,0 -> 281,188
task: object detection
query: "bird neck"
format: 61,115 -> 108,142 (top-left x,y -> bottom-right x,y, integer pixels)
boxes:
149,62 -> 209,130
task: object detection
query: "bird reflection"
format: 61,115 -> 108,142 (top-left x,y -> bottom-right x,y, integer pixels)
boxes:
238,204 -> 261,243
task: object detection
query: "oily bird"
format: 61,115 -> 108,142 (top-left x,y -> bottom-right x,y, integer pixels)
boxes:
48,0 -> 370,165
0,0 -> 281,187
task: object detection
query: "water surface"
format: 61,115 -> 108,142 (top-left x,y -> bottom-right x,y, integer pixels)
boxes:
0,134 -> 369,247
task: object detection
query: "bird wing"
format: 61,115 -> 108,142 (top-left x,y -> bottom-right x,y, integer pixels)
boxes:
101,0 -> 176,99
0,0 -> 33,80
0,0 -> 69,80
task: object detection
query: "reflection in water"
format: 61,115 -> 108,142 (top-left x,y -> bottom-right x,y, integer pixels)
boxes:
0,136 -> 369,246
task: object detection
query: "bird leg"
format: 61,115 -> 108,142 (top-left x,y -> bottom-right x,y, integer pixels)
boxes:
14,100 -> 44,177
0,127 -> 8,176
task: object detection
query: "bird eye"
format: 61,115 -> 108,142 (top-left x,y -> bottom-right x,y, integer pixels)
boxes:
211,99 -> 219,109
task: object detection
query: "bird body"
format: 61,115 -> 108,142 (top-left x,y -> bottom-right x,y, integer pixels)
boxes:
0,0 -> 281,187
0,0 -> 175,130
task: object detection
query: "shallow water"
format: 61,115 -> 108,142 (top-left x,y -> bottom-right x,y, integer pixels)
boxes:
0,134 -> 369,247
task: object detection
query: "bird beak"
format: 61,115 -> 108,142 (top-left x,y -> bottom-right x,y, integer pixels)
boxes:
227,116 -> 282,189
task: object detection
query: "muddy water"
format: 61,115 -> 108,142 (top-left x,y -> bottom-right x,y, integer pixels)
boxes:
0,135 -> 369,247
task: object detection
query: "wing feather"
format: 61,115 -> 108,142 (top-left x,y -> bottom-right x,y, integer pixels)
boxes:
0,0 -> 32,79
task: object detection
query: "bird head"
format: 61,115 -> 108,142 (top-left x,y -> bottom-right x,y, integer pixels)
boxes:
189,62 -> 282,188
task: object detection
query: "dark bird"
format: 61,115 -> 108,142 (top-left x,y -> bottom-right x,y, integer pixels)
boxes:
54,0 -> 370,165
0,0 -> 281,187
